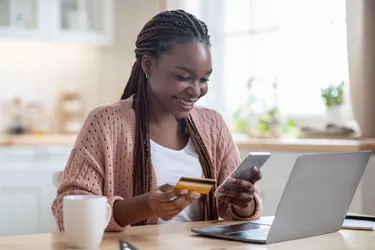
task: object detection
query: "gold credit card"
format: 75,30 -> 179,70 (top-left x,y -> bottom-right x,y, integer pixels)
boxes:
175,177 -> 216,194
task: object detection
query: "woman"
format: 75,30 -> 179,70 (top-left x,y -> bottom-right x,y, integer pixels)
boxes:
51,9 -> 263,231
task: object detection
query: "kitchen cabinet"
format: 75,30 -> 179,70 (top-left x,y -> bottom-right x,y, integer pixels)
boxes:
0,0 -> 114,46
0,0 -> 43,39
239,150 -> 375,217
0,144 -> 72,236
52,0 -> 114,46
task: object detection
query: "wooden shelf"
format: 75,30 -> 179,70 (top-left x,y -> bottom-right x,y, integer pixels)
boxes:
0,134 -> 77,146
235,134 -> 375,152
1,134 -> 375,153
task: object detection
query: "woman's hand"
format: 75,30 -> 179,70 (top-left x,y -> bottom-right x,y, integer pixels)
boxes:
217,167 -> 262,216
146,184 -> 201,221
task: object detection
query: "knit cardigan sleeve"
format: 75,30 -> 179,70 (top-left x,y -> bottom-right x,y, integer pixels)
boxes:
51,105 -> 129,232
215,115 -> 263,221
51,150 -> 124,232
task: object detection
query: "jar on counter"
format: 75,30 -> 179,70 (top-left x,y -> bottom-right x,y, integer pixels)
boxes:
6,98 -> 28,135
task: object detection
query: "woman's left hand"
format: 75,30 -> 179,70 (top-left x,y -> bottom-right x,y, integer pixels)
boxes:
217,167 -> 262,209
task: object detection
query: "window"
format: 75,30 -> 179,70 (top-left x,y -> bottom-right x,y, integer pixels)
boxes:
166,0 -> 349,128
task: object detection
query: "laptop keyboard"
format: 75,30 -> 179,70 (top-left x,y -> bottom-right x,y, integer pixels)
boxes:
225,225 -> 271,241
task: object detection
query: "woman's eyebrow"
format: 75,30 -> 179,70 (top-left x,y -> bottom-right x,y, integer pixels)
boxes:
205,69 -> 213,75
175,66 -> 213,75
175,66 -> 194,74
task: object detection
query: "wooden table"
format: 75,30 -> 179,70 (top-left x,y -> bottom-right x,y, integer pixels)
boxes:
0,220 -> 374,249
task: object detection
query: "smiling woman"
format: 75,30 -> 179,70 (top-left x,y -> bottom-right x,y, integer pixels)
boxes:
51,10 -> 263,232
142,42 -> 212,117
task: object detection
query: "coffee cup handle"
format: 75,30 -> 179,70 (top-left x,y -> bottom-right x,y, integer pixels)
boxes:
104,204 -> 112,229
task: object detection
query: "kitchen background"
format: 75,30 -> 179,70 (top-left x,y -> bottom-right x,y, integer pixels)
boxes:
1,0 -> 375,237
0,0 -> 161,135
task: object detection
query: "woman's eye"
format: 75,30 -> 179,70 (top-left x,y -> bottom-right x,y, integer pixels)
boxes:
200,78 -> 210,83
175,75 -> 190,81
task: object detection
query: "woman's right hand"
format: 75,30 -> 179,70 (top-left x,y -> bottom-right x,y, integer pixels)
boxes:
146,184 -> 200,221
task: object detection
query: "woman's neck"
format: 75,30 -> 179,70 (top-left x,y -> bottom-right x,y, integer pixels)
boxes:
145,88 -> 189,150
149,118 -> 188,150
146,88 -> 178,127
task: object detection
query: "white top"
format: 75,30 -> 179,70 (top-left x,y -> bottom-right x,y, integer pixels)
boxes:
151,138 -> 204,224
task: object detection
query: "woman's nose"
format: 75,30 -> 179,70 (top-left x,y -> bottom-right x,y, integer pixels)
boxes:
187,81 -> 201,98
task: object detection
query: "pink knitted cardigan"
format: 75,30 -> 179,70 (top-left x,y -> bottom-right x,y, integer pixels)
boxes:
51,95 -> 262,231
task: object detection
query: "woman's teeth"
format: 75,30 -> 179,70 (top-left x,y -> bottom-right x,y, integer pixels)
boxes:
175,97 -> 194,106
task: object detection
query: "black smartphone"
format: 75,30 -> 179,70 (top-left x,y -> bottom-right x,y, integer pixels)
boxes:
119,239 -> 138,250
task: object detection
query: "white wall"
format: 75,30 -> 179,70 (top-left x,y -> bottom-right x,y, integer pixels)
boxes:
0,0 -> 162,133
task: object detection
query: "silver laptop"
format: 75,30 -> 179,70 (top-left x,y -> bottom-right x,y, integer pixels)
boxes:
191,150 -> 372,244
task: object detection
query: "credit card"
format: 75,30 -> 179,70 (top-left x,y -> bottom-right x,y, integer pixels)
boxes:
175,177 -> 216,194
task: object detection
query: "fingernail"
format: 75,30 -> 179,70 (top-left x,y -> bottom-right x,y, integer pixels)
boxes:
191,191 -> 200,199
229,177 -> 236,183
180,189 -> 188,194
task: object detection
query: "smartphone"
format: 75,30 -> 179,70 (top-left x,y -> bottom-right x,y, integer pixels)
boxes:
119,240 -> 138,250
215,152 -> 270,196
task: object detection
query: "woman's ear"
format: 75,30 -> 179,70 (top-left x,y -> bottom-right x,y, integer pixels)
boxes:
141,55 -> 153,77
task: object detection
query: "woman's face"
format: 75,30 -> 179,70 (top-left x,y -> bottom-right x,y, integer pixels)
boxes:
143,41 -> 212,119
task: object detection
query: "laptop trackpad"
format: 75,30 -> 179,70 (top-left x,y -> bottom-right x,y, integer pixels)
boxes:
224,223 -> 270,240
224,222 -> 264,231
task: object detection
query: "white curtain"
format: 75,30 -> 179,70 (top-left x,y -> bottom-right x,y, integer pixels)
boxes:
165,0 -> 350,128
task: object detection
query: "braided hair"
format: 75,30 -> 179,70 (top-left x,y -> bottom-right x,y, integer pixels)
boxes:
121,10 -> 218,225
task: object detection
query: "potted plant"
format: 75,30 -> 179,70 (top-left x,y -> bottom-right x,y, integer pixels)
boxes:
252,108 -> 281,138
321,81 -> 345,124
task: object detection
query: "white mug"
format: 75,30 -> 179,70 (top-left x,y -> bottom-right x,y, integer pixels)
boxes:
63,195 -> 112,248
